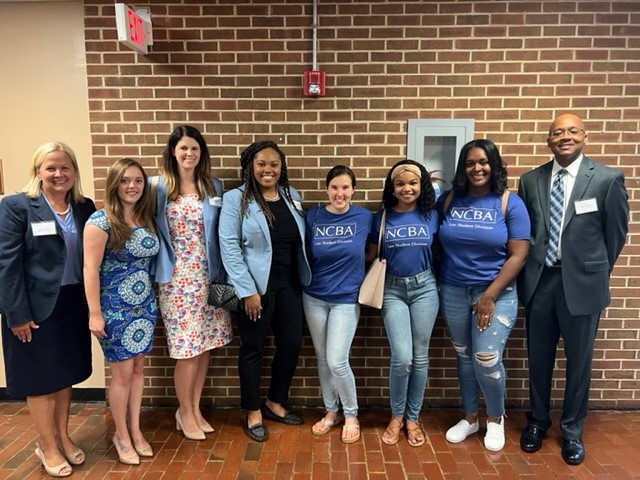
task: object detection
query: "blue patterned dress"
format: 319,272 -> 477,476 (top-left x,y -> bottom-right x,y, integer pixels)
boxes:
87,210 -> 160,362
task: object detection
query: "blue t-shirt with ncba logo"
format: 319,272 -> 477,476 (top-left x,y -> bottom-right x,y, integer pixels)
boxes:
367,207 -> 440,278
437,190 -> 530,286
304,205 -> 373,303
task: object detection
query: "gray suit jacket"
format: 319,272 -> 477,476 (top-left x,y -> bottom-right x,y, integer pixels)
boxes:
0,193 -> 95,327
517,156 -> 628,316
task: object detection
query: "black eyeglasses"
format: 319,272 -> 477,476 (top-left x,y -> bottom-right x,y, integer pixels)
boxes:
549,128 -> 586,139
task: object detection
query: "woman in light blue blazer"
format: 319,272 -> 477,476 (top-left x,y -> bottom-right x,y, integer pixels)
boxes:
219,140 -> 311,442
154,126 -> 233,441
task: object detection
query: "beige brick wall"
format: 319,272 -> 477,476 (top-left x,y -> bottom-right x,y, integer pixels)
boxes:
83,0 -> 640,409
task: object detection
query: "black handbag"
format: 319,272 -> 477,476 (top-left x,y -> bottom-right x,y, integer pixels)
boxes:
208,281 -> 241,312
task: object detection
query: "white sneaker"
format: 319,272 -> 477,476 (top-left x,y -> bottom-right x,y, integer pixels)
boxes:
484,416 -> 505,451
445,419 -> 479,443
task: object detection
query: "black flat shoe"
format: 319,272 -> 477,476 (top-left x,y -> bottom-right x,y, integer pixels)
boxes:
243,416 -> 267,442
261,403 -> 303,425
561,438 -> 585,465
520,425 -> 545,453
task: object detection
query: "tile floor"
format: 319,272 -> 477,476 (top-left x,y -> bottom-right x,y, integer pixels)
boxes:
0,402 -> 638,479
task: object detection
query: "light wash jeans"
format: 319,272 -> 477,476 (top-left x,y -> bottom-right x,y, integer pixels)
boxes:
382,269 -> 438,421
303,292 -> 360,419
439,282 -> 518,418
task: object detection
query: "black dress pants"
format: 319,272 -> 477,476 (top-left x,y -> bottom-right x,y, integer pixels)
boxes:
237,276 -> 304,411
525,266 -> 600,440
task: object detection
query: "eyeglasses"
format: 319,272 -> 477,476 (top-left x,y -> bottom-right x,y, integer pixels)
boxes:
549,128 -> 586,139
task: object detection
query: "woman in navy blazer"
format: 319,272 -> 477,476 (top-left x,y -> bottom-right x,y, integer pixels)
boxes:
0,142 -> 95,477
219,140 -> 311,442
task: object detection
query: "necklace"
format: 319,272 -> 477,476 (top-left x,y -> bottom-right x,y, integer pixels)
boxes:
55,205 -> 70,216
263,192 -> 280,201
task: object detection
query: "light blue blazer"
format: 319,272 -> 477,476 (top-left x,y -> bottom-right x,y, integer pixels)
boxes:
218,185 -> 312,299
153,176 -> 225,284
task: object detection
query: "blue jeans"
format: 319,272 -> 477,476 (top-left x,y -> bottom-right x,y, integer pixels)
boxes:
382,269 -> 438,421
303,293 -> 360,419
439,282 -> 518,418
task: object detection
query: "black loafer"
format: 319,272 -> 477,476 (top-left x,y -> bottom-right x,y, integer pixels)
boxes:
561,438 -> 585,465
261,403 -> 303,425
243,416 -> 267,442
520,425 -> 545,452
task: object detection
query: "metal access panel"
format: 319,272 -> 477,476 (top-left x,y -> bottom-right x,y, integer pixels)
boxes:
406,119 -> 475,195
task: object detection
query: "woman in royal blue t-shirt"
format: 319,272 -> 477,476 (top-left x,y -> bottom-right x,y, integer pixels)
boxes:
366,159 -> 440,448
303,165 -> 372,444
437,139 -> 530,452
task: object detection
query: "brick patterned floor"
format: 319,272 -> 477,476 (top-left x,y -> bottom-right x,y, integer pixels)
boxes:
0,403 -> 639,479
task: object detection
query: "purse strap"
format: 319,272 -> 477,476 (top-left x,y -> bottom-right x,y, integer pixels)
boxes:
376,208 -> 386,260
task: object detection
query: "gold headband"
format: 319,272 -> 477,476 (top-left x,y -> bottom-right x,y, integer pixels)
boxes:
390,164 -> 422,180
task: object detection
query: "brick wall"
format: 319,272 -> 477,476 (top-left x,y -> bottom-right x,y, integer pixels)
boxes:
83,0 -> 640,409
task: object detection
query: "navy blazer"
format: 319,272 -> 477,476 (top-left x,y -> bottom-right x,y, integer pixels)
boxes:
0,193 -> 96,327
517,156 -> 628,316
219,185 -> 312,299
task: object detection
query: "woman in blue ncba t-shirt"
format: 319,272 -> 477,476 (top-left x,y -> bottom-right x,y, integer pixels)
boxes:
437,139 -> 530,452
303,166 -> 372,444
366,159 -> 440,448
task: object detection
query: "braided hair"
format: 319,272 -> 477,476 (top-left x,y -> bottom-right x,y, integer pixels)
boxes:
239,140 -> 295,226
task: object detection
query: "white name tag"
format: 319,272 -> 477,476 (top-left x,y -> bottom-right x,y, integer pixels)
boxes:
293,200 -> 303,211
210,196 -> 222,207
574,198 -> 598,215
31,221 -> 57,236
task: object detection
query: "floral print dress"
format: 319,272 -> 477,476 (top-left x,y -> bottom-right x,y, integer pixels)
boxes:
87,209 -> 159,362
158,194 -> 232,359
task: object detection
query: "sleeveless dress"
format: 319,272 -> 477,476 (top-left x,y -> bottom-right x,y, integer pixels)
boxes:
158,194 -> 232,359
87,209 -> 159,362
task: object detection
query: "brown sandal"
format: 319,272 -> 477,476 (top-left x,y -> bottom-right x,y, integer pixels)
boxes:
405,420 -> 426,447
382,417 -> 404,445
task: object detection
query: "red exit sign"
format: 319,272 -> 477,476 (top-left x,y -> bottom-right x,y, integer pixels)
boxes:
115,4 -> 152,54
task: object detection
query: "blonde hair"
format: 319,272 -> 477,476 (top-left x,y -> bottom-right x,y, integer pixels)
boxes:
22,142 -> 86,203
104,158 -> 156,251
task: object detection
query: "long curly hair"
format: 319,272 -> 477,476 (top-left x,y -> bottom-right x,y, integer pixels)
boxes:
382,159 -> 435,216
104,158 -> 156,251
452,139 -> 508,196
239,140 -> 296,226
161,125 -> 218,201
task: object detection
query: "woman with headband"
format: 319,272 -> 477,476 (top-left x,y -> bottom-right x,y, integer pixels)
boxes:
365,159 -> 439,447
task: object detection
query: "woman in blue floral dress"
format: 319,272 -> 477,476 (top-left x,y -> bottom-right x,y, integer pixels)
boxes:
84,158 -> 159,465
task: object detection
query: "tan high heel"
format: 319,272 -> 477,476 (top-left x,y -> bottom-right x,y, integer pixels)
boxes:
199,419 -> 215,434
112,435 -> 140,465
134,442 -> 154,457
175,409 -> 205,440
35,444 -> 72,478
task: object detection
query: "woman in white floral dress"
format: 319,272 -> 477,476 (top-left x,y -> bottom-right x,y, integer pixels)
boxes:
154,126 -> 233,440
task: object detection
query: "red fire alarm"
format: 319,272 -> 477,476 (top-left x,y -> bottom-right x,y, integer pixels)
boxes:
303,70 -> 326,97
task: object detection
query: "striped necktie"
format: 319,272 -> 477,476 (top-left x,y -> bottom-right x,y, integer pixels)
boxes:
545,169 -> 567,267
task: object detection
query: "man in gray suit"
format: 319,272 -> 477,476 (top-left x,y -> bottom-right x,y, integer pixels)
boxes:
517,113 -> 628,465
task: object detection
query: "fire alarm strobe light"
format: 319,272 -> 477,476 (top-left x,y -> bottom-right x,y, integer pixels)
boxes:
303,70 -> 326,97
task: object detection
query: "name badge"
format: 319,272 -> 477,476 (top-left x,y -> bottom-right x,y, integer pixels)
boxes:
574,198 -> 598,215
32,221 -> 57,236
210,196 -> 222,207
293,200 -> 303,212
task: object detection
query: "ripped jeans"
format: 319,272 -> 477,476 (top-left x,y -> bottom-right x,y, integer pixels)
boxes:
439,282 -> 517,418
